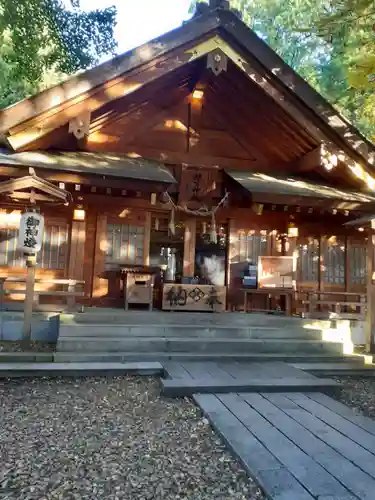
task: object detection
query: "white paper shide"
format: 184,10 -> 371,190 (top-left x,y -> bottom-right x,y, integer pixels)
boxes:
17,212 -> 44,254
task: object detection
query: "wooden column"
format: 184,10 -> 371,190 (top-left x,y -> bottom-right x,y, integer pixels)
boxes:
143,211 -> 151,266
227,218 -> 238,311
68,219 -> 86,281
366,222 -> 375,352
23,255 -> 36,344
183,218 -> 196,277
319,235 -> 326,292
92,214 -> 107,298
82,209 -> 97,298
345,235 -> 350,293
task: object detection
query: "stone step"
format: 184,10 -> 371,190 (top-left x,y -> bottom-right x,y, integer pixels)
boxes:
60,311 -> 335,328
162,377 -> 340,398
54,352 -> 355,363
58,323 -> 323,340
0,361 -> 163,378
57,337 -> 344,354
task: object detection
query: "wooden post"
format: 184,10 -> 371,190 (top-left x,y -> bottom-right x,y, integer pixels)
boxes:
0,278 -> 4,312
68,220 -> 86,281
23,254 -> 36,345
319,235 -> 326,293
183,218 -> 196,277
92,214 -> 107,298
143,211 -> 151,266
345,235 -> 350,293
365,222 -> 375,352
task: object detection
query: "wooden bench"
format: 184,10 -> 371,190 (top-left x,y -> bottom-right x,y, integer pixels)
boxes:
0,277 -> 85,312
301,290 -> 366,320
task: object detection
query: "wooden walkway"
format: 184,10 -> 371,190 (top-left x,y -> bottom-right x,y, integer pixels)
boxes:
195,391 -> 375,500
162,361 -> 339,397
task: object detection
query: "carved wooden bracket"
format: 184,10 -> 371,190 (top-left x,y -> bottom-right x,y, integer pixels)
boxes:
69,111 -> 91,140
207,49 -> 228,76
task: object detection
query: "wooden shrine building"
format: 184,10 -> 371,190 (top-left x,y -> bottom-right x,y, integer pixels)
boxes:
1,1 -> 375,321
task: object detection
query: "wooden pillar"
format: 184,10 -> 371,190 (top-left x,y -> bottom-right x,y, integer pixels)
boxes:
227,218 -> 238,311
365,222 -> 375,352
83,209 -> 97,298
92,213 -> 107,298
183,218 -> 196,277
319,235 -> 326,292
23,255 -> 36,344
68,219 -> 86,281
345,235 -> 350,293
143,211 -> 151,266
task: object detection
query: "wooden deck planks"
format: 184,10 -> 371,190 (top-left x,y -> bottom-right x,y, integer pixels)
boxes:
168,359 -> 375,499
218,393 -> 352,499
271,393 -> 375,481
247,393 -> 375,499
308,392 -> 375,437
162,377 -> 340,397
194,393 -> 315,500
163,361 -> 193,380
285,393 -> 375,456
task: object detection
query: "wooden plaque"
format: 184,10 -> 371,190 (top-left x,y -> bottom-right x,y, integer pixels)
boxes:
162,283 -> 226,312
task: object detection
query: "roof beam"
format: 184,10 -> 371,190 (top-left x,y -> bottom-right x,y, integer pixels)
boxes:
0,13 -> 220,135
218,9 -> 375,167
182,35 -> 375,190
5,46 -> 207,151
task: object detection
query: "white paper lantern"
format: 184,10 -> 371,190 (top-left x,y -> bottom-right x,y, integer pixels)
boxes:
17,212 -> 44,254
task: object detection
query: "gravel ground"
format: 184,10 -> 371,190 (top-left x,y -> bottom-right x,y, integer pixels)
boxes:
0,376 -> 263,500
333,376 -> 375,419
0,341 -> 55,352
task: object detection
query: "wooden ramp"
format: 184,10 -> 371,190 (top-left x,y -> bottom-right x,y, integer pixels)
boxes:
195,391 -> 375,500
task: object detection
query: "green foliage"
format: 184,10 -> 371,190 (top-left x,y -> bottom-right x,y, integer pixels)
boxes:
0,0 -> 117,108
192,0 -> 375,142
315,0 -> 375,90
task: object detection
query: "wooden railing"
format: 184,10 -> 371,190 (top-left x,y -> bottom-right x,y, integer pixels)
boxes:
0,277 -> 85,312
300,290 -> 366,320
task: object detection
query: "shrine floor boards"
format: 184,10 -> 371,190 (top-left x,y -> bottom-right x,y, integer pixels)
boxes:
163,361 -> 375,499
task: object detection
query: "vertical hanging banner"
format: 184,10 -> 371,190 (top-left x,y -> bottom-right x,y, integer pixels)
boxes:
17,212 -> 44,254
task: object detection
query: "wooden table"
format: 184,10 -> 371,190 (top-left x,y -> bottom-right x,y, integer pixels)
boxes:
241,288 -> 295,316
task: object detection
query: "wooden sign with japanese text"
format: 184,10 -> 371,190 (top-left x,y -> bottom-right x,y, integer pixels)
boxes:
162,284 -> 226,312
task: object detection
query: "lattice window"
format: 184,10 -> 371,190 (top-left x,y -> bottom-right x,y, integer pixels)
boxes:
0,224 -> 69,270
324,237 -> 345,284
237,230 -> 268,265
349,244 -> 367,285
298,237 -> 319,282
105,223 -> 145,269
